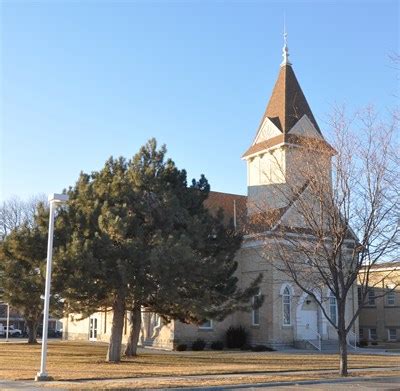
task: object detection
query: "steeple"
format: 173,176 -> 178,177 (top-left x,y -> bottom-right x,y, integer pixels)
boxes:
242,35 -> 332,160
261,64 -> 321,134
242,34 -> 334,214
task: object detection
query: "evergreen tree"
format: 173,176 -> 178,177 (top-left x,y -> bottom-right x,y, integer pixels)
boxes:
58,139 -> 261,361
0,203 -> 62,343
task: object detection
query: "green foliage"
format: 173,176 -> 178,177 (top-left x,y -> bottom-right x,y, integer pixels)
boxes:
210,341 -> 224,350
191,338 -> 206,351
58,138 -> 261,323
251,344 -> 275,352
358,340 -> 368,347
175,343 -> 187,351
0,202 -> 63,342
225,325 -> 247,348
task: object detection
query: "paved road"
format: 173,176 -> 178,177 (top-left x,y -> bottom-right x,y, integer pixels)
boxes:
1,376 -> 400,390
247,377 -> 400,390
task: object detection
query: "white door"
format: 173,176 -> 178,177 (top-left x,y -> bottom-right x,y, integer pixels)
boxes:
298,310 -> 318,340
89,317 -> 98,341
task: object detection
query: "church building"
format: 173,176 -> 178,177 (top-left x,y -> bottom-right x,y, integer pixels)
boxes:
63,37 -> 358,350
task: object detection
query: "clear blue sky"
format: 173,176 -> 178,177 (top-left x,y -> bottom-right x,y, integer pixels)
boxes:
1,0 -> 399,201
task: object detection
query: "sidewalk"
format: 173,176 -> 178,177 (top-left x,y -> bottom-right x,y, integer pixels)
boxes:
1,366 -> 399,390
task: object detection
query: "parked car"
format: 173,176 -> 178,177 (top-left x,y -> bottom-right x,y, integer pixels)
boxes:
36,326 -> 62,338
1,325 -> 22,337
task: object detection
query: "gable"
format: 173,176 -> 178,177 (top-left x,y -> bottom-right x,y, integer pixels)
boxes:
253,117 -> 282,145
287,115 -> 323,140
274,183 -> 358,242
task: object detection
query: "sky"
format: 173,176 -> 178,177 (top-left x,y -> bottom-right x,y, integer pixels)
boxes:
1,0 -> 399,202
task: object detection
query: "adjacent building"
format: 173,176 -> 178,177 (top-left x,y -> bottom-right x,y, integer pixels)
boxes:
358,262 -> 400,343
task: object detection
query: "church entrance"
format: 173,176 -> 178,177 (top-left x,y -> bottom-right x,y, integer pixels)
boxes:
296,294 -> 319,341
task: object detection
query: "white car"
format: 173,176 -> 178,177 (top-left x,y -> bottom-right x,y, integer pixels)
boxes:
2,325 -> 22,337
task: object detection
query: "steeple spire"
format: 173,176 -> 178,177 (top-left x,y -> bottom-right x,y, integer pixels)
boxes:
281,19 -> 291,67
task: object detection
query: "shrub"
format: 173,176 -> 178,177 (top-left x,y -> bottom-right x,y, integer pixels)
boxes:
357,340 -> 368,348
175,344 -> 187,351
192,339 -> 206,351
225,326 -> 247,348
210,341 -> 224,350
240,343 -> 252,351
251,344 -> 275,352
371,341 -> 378,346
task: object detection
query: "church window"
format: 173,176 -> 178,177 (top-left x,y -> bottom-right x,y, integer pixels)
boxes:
329,292 -> 337,326
252,289 -> 261,326
388,329 -> 397,341
199,319 -> 213,329
357,287 -> 362,306
282,287 -> 291,325
369,328 -> 377,341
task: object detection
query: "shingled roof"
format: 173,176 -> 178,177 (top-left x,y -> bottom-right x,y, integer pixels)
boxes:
242,133 -> 335,158
204,191 -> 247,228
259,64 -> 321,134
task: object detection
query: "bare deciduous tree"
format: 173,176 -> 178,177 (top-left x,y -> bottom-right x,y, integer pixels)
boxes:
0,194 -> 46,239
251,106 -> 399,376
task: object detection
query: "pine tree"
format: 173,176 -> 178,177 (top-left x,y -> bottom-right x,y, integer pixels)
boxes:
0,203 -> 62,343
58,139 -> 261,361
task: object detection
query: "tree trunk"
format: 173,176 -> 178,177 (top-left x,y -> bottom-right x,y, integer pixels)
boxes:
26,319 -> 38,344
124,303 -> 142,357
106,291 -> 126,363
338,329 -> 348,376
337,303 -> 348,376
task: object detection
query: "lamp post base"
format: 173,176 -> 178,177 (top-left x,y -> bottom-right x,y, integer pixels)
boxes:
35,372 -> 54,381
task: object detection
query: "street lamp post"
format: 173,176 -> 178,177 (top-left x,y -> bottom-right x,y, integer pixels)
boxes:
5,303 -> 10,342
35,193 -> 68,382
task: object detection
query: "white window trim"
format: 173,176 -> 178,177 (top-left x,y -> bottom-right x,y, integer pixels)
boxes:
388,329 -> 397,341
89,316 -> 98,341
199,319 -> 213,330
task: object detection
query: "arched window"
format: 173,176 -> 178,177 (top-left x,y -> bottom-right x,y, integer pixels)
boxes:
252,289 -> 261,326
329,291 -> 337,326
282,286 -> 291,325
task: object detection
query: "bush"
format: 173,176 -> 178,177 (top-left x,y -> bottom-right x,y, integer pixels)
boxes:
371,341 -> 378,346
226,326 -> 247,349
175,344 -> 187,351
357,340 -> 368,348
210,341 -> 224,350
192,339 -> 206,351
240,343 -> 253,351
251,344 -> 275,352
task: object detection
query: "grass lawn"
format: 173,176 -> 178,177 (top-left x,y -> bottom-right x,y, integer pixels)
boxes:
1,341 -> 399,388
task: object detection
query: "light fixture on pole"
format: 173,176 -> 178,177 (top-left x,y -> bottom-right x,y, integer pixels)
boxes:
35,193 -> 68,382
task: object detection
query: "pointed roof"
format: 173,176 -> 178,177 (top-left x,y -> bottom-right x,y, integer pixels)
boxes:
259,64 -> 321,134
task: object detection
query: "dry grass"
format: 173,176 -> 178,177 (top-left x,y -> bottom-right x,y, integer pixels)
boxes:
1,341 -> 399,384
44,370 -> 400,390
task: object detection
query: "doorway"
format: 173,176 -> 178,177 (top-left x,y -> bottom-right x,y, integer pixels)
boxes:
89,317 -> 98,341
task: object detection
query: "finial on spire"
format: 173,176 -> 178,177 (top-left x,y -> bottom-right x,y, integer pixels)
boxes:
281,14 -> 292,67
